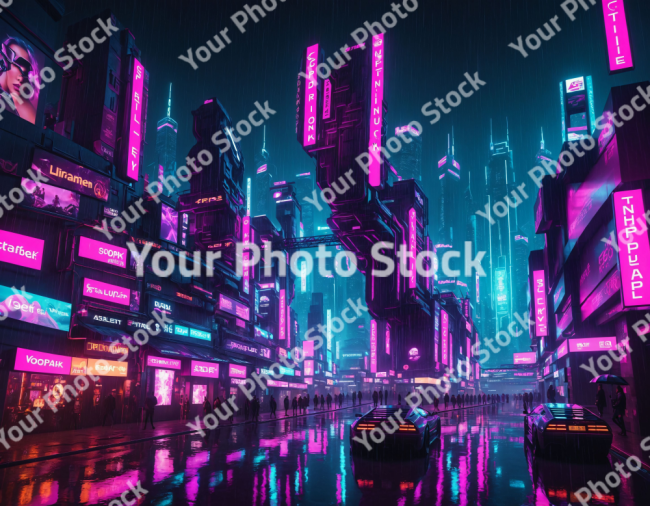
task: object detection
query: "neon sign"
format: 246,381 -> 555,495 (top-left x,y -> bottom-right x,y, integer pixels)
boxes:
614,190 -> 650,307
303,44 -> 318,146
242,216 -> 250,294
126,58 -> 145,181
409,208 -> 417,289
368,33 -> 384,187
83,278 -> 130,306
78,236 -> 127,269
441,309 -> 449,365
370,319 -> 377,373
15,348 -> 71,374
533,270 -> 548,337
569,338 -> 616,352
147,356 -> 181,370
0,230 -> 44,270
513,352 -> 536,364
602,0 -> 633,73
323,79 -> 331,119
279,289 -> 286,340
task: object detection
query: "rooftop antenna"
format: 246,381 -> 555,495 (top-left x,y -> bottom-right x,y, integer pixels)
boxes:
452,126 -> 455,157
262,125 -> 269,160
540,127 -> 545,150
506,117 -> 510,146
167,83 -> 172,118
447,133 -> 450,154
490,119 -> 494,151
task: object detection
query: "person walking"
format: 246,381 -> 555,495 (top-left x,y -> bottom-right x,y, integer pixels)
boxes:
314,394 -> 319,410
202,396 -> 213,438
320,394 -> 325,410
372,390 -> 378,408
270,395 -> 277,418
292,396 -> 298,416
433,396 -> 439,411
358,391 -> 363,405
352,391 -> 357,406
444,392 -> 449,409
244,398 -> 250,421
398,393 -> 402,405
102,390 -> 116,427
596,385 -> 606,417
612,386 -> 627,436
143,391 -> 157,429
326,393 -> 332,410
253,396 -> 261,422
73,397 -> 82,429
547,384 -> 556,402
284,395 -> 290,416
451,394 -> 457,408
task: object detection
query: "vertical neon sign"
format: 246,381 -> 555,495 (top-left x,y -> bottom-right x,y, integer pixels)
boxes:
287,306 -> 291,349
385,323 -> 391,355
409,208 -> 417,289
441,309 -> 449,365
127,58 -> 145,181
368,33 -> 384,187
533,270 -> 548,337
614,190 -> 650,307
327,309 -> 332,350
242,216 -> 250,295
323,79 -> 331,119
602,0 -> 633,73
279,289 -> 286,340
303,44 -> 318,146
370,319 -> 377,373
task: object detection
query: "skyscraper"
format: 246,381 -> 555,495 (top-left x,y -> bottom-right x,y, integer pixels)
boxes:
392,125 -> 422,181
156,83 -> 180,196
254,126 -> 275,222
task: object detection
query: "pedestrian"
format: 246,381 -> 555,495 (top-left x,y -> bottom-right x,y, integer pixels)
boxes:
612,386 -> 627,436
225,395 -> 234,423
270,395 -> 277,418
372,390 -> 378,408
352,391 -> 357,406
444,392 -> 449,409
284,395 -> 290,416
398,393 -> 402,405
326,393 -> 332,410
254,396 -> 261,422
547,384 -> 556,403
292,396 -> 298,416
451,394 -> 456,408
244,398 -> 250,421
143,391 -> 157,429
339,393 -> 343,408
358,391 -> 363,405
203,396 -> 213,437
314,393 -> 319,410
433,396 -> 439,411
320,394 -> 325,409
130,393 -> 139,423
73,396 -> 82,429
596,385 -> 606,417
102,389 -> 116,427
506,394 -> 509,403
345,393 -> 348,405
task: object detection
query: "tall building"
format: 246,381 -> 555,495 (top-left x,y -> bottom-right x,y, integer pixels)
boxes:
392,125 -> 422,181
156,84 -> 180,196
254,126 -> 275,223
438,129 -> 463,246
294,172 -> 315,237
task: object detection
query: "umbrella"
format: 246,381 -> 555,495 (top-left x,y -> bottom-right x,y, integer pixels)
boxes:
589,375 -> 628,385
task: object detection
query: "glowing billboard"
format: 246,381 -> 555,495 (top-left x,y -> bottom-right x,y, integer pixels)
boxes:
513,352 -> 536,365
614,190 -> 650,307
83,278 -> 130,306
242,216 -> 251,294
15,348 -> 71,375
303,44 -> 318,146
441,309 -> 449,365
190,360 -> 219,379
495,268 -> 508,313
409,208 -> 417,289
602,0 -> 633,73
147,356 -> 181,370
0,285 -> 71,331
569,337 -> 616,352
78,236 -> 127,269
533,270 -> 548,337
229,363 -> 247,378
304,360 -> 314,376
279,289 -> 286,340
0,230 -> 44,270
368,33 -> 384,187
126,57 -> 145,181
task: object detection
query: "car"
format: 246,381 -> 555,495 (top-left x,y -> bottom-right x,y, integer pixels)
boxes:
524,403 -> 613,458
349,405 -> 441,455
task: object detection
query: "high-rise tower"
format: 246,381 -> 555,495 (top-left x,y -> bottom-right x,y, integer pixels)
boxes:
156,83 -> 179,195
254,126 -> 275,223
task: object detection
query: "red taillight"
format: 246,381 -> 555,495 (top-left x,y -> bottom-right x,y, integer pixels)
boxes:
587,425 -> 610,432
398,424 -> 417,432
356,423 -> 376,430
546,424 -> 567,431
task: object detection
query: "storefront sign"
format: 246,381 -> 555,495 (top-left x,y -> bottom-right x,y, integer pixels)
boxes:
83,278 -> 130,306
267,379 -> 288,388
375,372 -> 387,378
304,360 -> 314,376
569,337 -> 616,352
224,338 -> 270,360
0,285 -> 71,331
70,357 -> 87,375
189,328 -> 211,341
218,293 -> 250,321
533,270 -> 548,336
323,79 -> 331,119
513,352 -> 536,365
602,0 -> 633,73
614,190 -> 650,307
260,366 -> 294,377
87,310 -> 124,328
0,230 -> 44,270
15,348 -> 71,374
31,148 -> 110,201
85,340 -> 129,358
191,360 -> 219,379
126,58 -> 145,181
229,363 -> 247,378
147,356 -> 181,370
78,236 -> 127,268
557,340 -> 568,359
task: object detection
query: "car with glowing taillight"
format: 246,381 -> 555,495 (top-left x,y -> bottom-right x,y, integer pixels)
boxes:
524,403 -> 612,458
349,405 -> 441,455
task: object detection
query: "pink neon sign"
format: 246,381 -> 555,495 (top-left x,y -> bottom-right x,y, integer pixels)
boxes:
83,278 -> 130,306
370,319 -> 377,373
557,340 -> 568,359
533,270 -> 548,337
614,190 -> 650,307
229,363 -> 247,378
15,348 -> 71,374
286,305 -> 291,349
409,208 -> 417,289
323,79 -> 331,120
602,0 -> 633,73
304,359 -> 314,376
279,289 -> 286,340
441,309 -> 449,365
569,337 -> 616,352
303,44 -> 318,146
513,352 -> 536,365
242,216 -> 250,295
190,360 -> 219,378
385,324 -> 390,355
368,33 -> 384,187
78,236 -> 127,269
126,57 -> 145,181
0,230 -> 44,270
303,340 -> 314,357
147,356 -> 181,370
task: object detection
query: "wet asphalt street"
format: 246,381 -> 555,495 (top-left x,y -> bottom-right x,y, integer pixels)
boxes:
1,403 -> 649,505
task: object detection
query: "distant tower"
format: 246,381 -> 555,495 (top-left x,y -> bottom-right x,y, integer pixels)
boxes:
254,126 -> 275,221
156,83 -> 179,195
438,127 -> 463,246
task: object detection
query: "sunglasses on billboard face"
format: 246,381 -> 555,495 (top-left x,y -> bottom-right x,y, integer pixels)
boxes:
1,45 -> 33,78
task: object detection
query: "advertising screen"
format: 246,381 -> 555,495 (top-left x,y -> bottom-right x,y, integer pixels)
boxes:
31,149 -> 110,201
15,348 -> 71,375
87,358 -> 128,377
0,229 -> 44,270
190,360 -> 219,378
0,19 -> 46,125
192,384 -> 207,404
218,293 -> 250,321
368,33 -> 384,187
569,337 -> 616,352
441,309 -> 449,365
229,363 -> 247,378
513,352 -> 536,365
78,236 -> 127,269
21,178 -> 80,218
0,284 -> 71,331
70,357 -> 87,375
160,204 -> 178,243
154,368 -> 174,405
83,278 -> 130,306
495,268 -> 508,313
303,360 -> 314,376
147,356 -> 181,370
303,340 -> 314,357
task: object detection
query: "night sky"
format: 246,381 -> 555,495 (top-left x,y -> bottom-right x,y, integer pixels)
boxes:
64,0 -> 650,237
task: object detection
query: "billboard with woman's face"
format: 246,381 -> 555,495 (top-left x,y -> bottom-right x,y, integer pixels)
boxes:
0,19 -> 46,125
